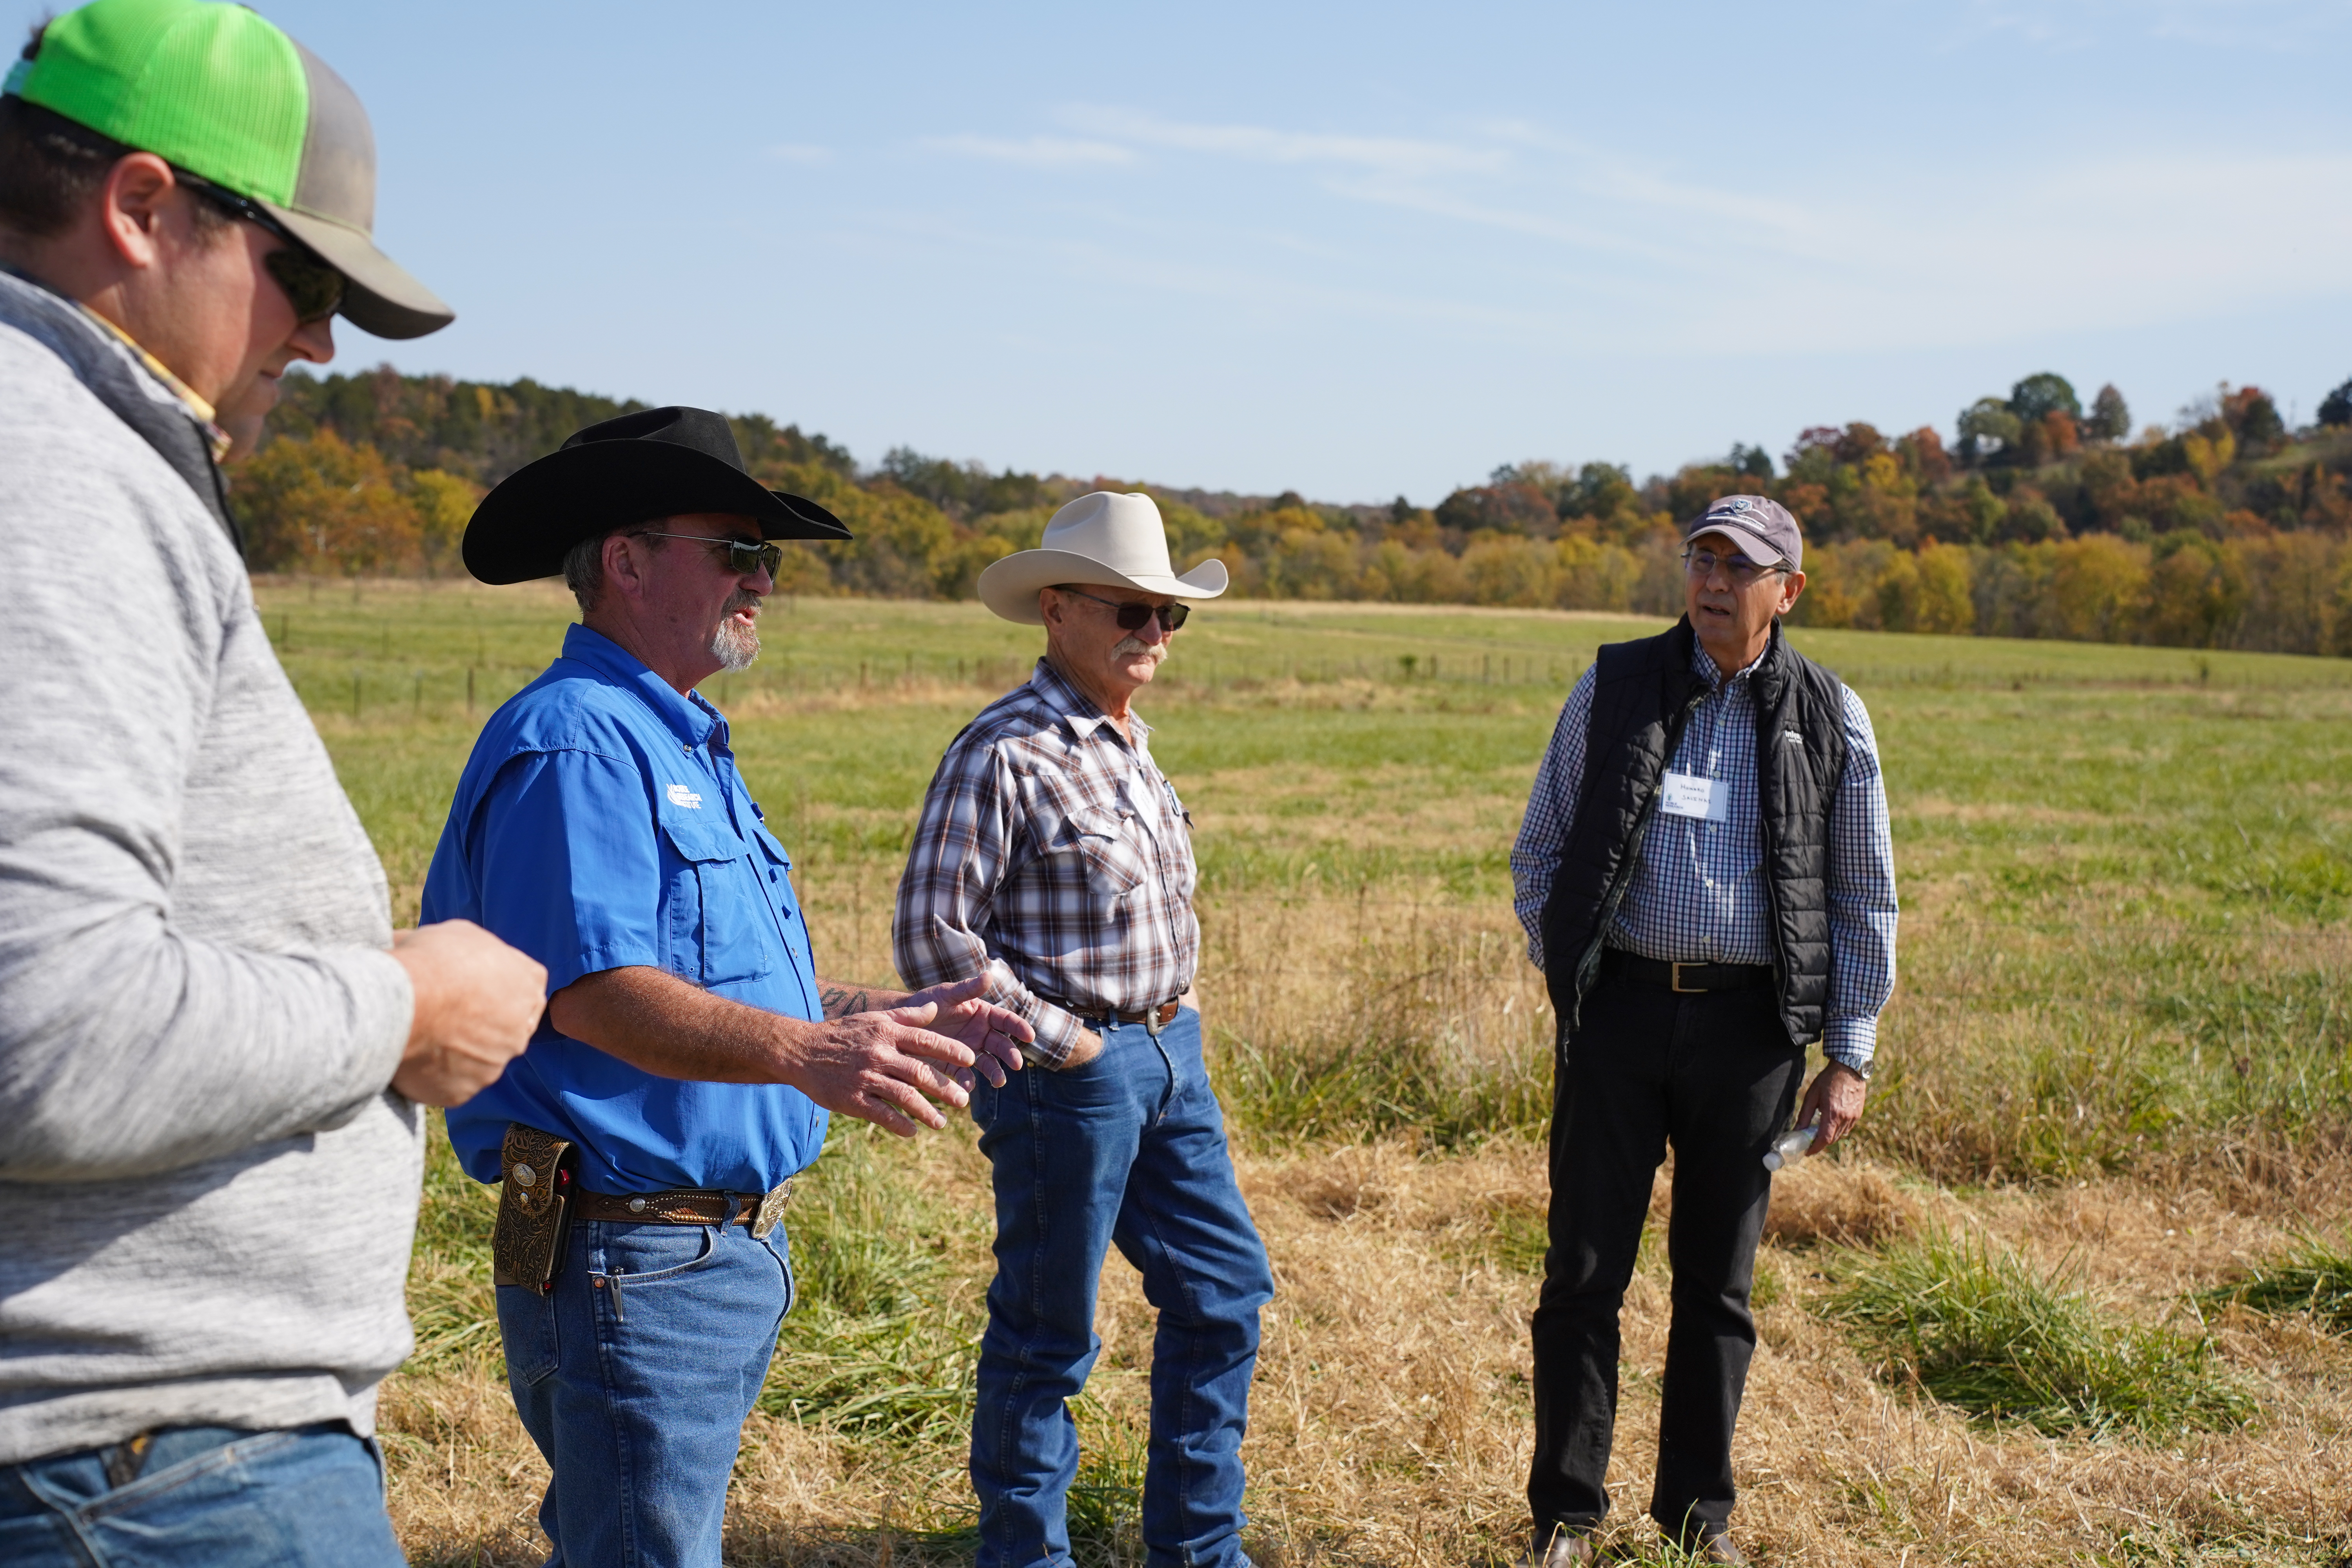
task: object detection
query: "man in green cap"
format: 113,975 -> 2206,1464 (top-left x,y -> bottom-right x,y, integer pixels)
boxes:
0,3 -> 549,1562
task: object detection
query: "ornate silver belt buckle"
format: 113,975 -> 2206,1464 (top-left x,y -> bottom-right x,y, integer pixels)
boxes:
749,1180 -> 794,1240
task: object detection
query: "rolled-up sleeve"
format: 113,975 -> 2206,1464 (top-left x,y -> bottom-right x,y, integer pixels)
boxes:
1510,667 -> 1596,971
446,749 -> 665,996
1824,686 -> 1899,1072
893,740 -> 1088,1067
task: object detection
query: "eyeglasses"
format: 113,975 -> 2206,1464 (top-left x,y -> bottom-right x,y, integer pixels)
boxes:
1054,586 -> 1189,632
1682,547 -> 1789,586
638,531 -> 785,576
175,170 -> 348,325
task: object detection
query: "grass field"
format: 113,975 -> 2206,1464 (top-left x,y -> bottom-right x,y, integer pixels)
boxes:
255,578 -> 2352,1566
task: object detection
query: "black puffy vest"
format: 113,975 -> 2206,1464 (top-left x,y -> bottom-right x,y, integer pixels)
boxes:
1539,617 -> 1847,1045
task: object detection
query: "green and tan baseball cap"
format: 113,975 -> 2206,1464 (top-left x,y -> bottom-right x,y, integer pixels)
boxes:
4,0 -> 452,338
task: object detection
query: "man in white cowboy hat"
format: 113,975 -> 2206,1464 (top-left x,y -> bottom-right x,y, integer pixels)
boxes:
893,491 -> 1274,1568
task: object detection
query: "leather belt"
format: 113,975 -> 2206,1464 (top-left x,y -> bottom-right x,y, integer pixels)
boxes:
1600,950 -> 1774,995
1045,997 -> 1183,1032
573,1180 -> 795,1239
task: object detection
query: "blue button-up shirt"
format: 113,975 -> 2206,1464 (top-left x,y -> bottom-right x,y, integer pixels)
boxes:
1510,633 -> 1899,1070
424,624 -> 826,1193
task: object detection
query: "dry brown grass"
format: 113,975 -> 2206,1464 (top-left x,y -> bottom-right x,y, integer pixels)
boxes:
323,593 -> 2352,1565
382,1126 -> 2352,1566
378,871 -> 2352,1567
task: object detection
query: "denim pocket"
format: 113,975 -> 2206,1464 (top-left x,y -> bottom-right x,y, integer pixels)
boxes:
495,1280 -> 561,1386
597,1221 -> 722,1288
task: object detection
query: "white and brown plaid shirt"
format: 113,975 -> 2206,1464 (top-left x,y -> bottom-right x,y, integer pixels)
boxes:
893,659 -> 1200,1067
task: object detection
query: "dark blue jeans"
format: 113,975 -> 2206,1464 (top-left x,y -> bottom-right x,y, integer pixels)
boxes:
497,1216 -> 794,1567
0,1422 -> 405,1566
971,1007 -> 1273,1568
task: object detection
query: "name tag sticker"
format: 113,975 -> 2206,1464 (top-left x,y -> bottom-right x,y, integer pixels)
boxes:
1658,771 -> 1728,822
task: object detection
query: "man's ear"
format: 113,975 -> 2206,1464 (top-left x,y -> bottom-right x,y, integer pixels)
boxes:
603,532 -> 649,602
1778,568 -> 1808,617
98,152 -> 179,270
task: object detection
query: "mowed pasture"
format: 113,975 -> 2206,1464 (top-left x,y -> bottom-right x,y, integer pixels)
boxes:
255,579 -> 2352,1566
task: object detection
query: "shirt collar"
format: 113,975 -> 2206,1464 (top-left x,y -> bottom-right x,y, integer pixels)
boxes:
73,305 -> 229,455
1689,627 -> 1774,692
561,623 -> 720,750
1028,657 -> 1150,745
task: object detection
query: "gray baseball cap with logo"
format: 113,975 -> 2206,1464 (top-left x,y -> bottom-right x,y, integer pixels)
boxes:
1684,494 -> 1802,572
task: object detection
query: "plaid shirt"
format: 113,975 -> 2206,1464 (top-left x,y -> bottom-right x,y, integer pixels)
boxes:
894,659 -> 1199,1067
1509,635 -> 1899,1071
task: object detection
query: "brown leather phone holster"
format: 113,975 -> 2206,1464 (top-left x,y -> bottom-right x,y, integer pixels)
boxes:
491,1123 -> 577,1292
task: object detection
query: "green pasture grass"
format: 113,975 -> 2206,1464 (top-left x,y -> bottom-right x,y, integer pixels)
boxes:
2202,1230 -> 2352,1332
1820,1227 -> 2253,1439
265,580 -> 2352,1185
269,585 -> 2352,1553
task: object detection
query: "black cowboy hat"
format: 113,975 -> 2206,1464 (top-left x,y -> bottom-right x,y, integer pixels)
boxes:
462,405 -> 853,584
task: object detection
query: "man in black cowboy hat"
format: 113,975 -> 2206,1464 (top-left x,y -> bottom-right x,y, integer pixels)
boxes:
421,407 -> 1034,1568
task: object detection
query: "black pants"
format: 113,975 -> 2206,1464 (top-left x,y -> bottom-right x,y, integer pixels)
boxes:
1526,972 -> 1806,1546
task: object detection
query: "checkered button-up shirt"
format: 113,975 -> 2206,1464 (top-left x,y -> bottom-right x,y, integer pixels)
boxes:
893,659 -> 1199,1067
1510,635 -> 1899,1072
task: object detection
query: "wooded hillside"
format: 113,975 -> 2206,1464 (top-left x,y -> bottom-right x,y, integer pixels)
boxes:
237,366 -> 2352,655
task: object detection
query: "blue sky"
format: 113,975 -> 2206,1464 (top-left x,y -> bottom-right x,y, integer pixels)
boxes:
32,1 -> 2349,502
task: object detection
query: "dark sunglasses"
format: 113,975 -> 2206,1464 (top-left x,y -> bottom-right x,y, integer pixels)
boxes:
1055,586 -> 1189,632
176,170 -> 348,325
639,531 -> 785,576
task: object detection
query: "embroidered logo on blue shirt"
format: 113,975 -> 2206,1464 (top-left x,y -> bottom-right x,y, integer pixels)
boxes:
667,784 -> 704,809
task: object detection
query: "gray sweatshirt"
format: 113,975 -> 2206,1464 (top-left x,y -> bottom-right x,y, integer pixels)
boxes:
0,270 -> 419,1465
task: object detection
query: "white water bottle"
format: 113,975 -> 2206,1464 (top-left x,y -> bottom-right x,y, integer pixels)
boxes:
1762,1124 -> 1817,1172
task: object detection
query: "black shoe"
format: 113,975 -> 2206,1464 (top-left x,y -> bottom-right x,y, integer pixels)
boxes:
1511,1526 -> 1595,1567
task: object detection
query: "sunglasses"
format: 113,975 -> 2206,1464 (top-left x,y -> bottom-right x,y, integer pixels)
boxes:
639,531 -> 785,576
1054,586 -> 1189,632
176,171 -> 349,325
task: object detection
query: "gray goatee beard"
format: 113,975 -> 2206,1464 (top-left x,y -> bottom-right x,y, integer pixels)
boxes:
711,590 -> 761,673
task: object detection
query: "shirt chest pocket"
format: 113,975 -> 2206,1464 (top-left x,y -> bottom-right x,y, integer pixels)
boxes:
1050,806 -> 1150,900
659,810 -> 776,987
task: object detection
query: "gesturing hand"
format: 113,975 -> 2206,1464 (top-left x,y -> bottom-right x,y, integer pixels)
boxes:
781,1005 -> 981,1138
900,975 -> 1032,1087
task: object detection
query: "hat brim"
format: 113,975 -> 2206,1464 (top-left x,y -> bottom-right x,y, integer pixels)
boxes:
1684,520 -> 1797,571
264,201 -> 454,341
976,550 -> 1229,625
462,441 -> 853,584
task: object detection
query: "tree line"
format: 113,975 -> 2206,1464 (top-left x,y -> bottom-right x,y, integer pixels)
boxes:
238,366 -> 2352,656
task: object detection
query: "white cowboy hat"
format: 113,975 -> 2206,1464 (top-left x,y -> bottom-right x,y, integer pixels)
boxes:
977,491 -> 1229,625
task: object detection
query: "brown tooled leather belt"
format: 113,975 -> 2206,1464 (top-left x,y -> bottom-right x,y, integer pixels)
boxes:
1047,998 -> 1181,1027
572,1180 -> 795,1239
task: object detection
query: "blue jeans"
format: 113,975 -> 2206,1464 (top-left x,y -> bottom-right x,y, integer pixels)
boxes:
0,1422 -> 405,1566
497,1216 -> 794,1567
971,1007 -> 1274,1568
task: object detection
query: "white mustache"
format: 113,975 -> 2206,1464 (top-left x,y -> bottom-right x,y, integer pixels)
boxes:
1113,635 -> 1166,660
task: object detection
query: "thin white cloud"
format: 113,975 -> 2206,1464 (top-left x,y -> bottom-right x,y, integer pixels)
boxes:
880,103 -> 2352,363
765,143 -> 834,165
1956,0 -> 2350,51
1062,106 -> 1504,181
921,134 -> 1135,168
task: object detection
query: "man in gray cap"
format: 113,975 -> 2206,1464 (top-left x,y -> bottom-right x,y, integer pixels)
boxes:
1507,495 -> 1898,1563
